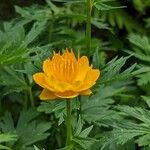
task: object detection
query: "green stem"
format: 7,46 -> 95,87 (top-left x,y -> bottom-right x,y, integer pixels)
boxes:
86,0 -> 92,54
28,87 -> 35,107
24,90 -> 28,109
66,99 -> 72,149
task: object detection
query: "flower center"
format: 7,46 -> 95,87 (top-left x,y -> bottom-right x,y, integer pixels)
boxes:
52,57 -> 77,83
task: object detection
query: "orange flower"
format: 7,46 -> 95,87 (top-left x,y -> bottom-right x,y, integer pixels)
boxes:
33,49 -> 100,100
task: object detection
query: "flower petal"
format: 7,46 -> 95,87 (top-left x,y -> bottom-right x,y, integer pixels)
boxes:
52,53 -> 62,63
33,73 -> 45,88
62,48 -> 77,62
33,73 -> 54,91
43,59 -> 52,76
55,91 -> 79,98
72,80 -> 83,91
86,69 -> 100,83
80,89 -> 92,95
78,69 -> 100,91
54,81 -> 72,92
74,56 -> 89,82
44,75 -> 72,92
40,89 -> 57,100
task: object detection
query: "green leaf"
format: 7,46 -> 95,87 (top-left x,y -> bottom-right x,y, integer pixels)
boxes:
94,1 -> 125,11
109,106 -> 150,147
0,21 -> 27,65
0,133 -> 17,143
0,145 -> 10,150
101,4 -> 144,32
0,133 -> 17,150
127,33 -> 150,63
117,106 -> 150,125
33,145 -> 45,150
99,56 -> 136,85
74,116 -> 83,136
137,72 -> 150,85
0,109 -> 51,149
34,146 -> 40,150
0,66 -> 28,95
21,21 -> 47,48
79,125 -> 93,138
51,0 -> 84,3
136,134 -> 150,147
142,96 -> 150,108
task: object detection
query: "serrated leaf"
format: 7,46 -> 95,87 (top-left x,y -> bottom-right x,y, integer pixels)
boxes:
136,134 -> 150,146
0,109 -> 51,149
74,116 -> 83,136
79,125 -> 93,138
0,133 -> 17,143
142,96 -> 150,108
21,21 -> 47,48
0,145 -> 10,150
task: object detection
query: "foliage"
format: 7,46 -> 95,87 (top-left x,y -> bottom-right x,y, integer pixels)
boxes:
98,105 -> 150,149
0,109 -> 51,150
0,133 -> 17,150
0,0 -> 150,150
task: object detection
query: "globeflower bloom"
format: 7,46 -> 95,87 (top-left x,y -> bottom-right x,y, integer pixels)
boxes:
33,49 -> 100,100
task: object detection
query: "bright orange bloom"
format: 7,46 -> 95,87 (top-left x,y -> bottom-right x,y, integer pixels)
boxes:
33,49 -> 100,100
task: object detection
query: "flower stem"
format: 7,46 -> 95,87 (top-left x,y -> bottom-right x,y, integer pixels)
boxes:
28,87 -> 35,107
66,99 -> 72,149
86,0 -> 92,54
24,90 -> 28,109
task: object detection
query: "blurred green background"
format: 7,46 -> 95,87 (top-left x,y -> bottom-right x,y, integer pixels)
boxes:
0,0 -> 45,20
